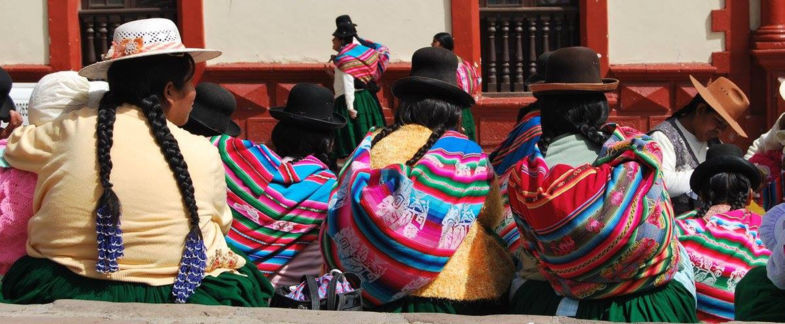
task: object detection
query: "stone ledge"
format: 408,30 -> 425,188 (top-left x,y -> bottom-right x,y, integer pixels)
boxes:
0,300 -> 585,324
0,300 -> 767,323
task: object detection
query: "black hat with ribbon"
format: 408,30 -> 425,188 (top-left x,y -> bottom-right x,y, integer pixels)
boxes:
392,47 -> 475,107
333,14 -> 357,38
183,82 -> 241,137
690,143 -> 761,192
269,83 -> 346,130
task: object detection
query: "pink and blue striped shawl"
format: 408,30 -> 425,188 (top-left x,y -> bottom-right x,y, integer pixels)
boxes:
334,38 -> 390,83
320,129 -> 492,306
212,135 -> 337,277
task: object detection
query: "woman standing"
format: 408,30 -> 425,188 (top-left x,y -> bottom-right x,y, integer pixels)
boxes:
432,32 -> 481,142
505,47 -> 697,322
1,18 -> 272,305
675,144 -> 770,322
321,47 -> 514,314
330,15 -> 390,158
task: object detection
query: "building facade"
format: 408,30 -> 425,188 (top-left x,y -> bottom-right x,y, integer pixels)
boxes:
2,0 -> 783,150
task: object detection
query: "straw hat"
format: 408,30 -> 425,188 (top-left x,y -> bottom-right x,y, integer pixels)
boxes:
79,18 -> 221,79
689,75 -> 750,138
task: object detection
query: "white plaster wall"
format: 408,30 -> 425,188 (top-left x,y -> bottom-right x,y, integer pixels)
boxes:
204,0 -> 452,64
0,0 -> 48,64
608,0 -> 725,64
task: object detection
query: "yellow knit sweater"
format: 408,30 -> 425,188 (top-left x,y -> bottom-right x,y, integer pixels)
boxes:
370,124 -> 514,301
4,105 -> 244,286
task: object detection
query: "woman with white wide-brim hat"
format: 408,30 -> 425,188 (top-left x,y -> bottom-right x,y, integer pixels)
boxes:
0,18 -> 274,306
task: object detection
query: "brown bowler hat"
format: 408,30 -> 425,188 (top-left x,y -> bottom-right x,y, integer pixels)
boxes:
529,46 -> 618,94
689,75 -> 750,138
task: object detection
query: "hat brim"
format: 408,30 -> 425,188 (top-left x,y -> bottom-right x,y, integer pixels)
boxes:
529,78 -> 619,94
186,100 -> 241,137
690,155 -> 762,192
189,114 -> 241,137
0,97 -> 15,121
392,76 -> 475,107
690,75 -> 747,138
79,48 -> 222,80
269,107 -> 347,131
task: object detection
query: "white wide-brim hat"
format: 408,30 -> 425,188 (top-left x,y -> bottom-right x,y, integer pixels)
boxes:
79,18 -> 221,80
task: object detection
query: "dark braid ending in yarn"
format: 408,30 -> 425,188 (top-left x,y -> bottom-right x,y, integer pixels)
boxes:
95,91 -> 124,274
138,93 -> 206,303
100,53 -> 204,303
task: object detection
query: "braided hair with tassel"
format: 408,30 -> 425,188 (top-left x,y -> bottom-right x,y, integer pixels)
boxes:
96,53 -> 206,303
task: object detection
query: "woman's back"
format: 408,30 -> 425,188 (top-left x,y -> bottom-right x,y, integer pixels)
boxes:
5,104 -> 240,285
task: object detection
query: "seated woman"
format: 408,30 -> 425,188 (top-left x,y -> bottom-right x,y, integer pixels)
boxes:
321,47 -> 514,314
181,82 -> 345,287
734,203 -> 785,321
0,71 -> 107,275
675,144 -> 770,322
0,18 -> 272,305
505,46 -> 697,322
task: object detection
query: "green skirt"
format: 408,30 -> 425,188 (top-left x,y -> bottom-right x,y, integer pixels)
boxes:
1,246 -> 273,306
735,266 -> 785,322
461,107 -> 477,142
333,90 -> 386,158
509,279 -> 698,322
368,296 -> 506,315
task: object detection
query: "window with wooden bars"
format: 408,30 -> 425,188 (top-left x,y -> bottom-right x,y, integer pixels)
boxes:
480,0 -> 579,94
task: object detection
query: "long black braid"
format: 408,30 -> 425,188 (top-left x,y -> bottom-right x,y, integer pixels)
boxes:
95,53 -> 203,303
95,91 -> 123,274
370,96 -> 461,166
695,172 -> 752,218
536,92 -> 611,156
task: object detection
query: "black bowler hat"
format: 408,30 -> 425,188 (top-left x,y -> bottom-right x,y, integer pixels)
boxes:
690,144 -> 761,192
184,82 -> 241,137
392,47 -> 474,107
0,67 -> 16,122
332,14 -> 357,38
269,83 -> 346,130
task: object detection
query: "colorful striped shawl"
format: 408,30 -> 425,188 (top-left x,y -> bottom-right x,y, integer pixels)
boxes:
456,57 -> 481,100
489,109 -> 542,176
212,135 -> 337,277
676,209 -> 771,322
334,38 -> 390,84
488,110 -> 542,254
508,125 -> 680,299
321,129 -> 492,306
